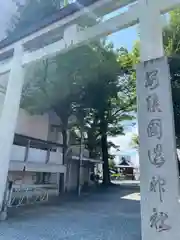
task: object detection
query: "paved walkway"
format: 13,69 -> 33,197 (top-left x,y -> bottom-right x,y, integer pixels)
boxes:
0,186 -> 141,240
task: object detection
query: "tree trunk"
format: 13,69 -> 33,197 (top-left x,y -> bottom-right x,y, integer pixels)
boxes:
62,127 -> 68,165
61,124 -> 69,193
87,128 -> 98,173
100,119 -> 110,185
60,118 -> 68,194
59,114 -> 69,165
177,150 -> 180,176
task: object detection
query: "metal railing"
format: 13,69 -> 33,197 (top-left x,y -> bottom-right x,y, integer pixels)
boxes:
7,186 -> 49,208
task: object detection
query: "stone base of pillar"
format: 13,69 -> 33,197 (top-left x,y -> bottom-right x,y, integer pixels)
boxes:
0,211 -> 7,221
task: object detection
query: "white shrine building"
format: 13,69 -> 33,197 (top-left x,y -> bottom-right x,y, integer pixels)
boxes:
0,0 -> 180,239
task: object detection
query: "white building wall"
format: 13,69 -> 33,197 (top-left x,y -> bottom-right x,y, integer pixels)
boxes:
15,109 -> 49,141
0,73 -> 50,141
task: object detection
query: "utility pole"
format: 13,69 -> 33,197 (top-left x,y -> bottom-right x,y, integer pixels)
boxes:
78,126 -> 84,196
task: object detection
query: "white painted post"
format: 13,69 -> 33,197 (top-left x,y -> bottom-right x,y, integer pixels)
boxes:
0,44 -> 24,218
139,0 -> 164,62
137,0 -> 180,239
78,128 -> 84,196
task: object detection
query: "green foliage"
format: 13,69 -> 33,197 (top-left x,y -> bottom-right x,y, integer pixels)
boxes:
163,9 -> 180,55
131,134 -> 139,149
111,173 -> 120,177
108,158 -> 116,171
163,9 -> 180,146
22,44 -> 102,112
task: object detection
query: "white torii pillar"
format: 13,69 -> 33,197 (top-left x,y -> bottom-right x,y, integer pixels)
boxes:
137,0 -> 180,240
0,44 -> 24,219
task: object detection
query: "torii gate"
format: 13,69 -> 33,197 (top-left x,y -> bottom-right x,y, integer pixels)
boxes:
0,0 -> 180,239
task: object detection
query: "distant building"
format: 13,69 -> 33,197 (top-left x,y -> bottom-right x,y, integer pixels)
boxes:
119,155 -> 131,165
118,154 -> 140,180
117,157 -> 134,180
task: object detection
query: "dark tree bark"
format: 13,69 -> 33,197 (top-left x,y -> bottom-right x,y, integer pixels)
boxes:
176,150 -> 180,176
62,125 -> 68,165
55,111 -> 68,165
56,113 -> 69,194
100,117 -> 110,185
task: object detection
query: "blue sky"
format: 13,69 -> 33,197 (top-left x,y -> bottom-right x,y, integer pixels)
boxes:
103,4 -> 139,51
108,26 -> 139,51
